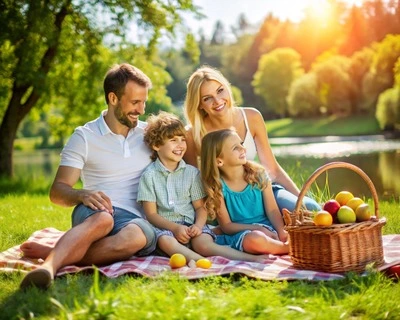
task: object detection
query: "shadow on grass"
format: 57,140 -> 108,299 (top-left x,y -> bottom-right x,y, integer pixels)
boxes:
0,177 -> 51,197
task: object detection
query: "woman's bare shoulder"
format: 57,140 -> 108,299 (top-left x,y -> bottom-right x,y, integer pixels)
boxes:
242,107 -> 264,123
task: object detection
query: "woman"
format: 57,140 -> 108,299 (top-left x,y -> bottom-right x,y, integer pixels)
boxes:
183,65 -> 320,213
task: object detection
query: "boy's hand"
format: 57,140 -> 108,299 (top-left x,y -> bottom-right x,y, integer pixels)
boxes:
188,224 -> 202,237
173,225 -> 191,244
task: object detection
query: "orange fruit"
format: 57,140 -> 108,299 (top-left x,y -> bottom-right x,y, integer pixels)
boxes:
313,210 -> 333,226
196,258 -> 212,269
346,197 -> 364,211
335,191 -> 354,206
169,253 -> 187,269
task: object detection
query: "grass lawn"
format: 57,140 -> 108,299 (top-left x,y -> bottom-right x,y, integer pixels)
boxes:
265,114 -> 382,138
1,167 -> 400,319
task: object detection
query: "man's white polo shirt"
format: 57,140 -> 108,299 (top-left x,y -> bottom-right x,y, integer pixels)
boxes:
60,110 -> 152,217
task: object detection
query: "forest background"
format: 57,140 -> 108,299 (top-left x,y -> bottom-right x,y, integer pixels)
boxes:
1,0 -> 400,179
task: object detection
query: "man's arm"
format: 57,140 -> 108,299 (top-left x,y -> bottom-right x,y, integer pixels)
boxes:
49,166 -> 113,213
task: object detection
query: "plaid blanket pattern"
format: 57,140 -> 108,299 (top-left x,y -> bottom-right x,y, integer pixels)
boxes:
1,228 -> 400,281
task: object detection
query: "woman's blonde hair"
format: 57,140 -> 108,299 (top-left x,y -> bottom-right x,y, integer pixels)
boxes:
200,129 -> 269,220
184,65 -> 236,152
144,111 -> 186,161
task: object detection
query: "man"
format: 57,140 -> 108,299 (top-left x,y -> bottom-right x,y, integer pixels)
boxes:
20,63 -> 156,289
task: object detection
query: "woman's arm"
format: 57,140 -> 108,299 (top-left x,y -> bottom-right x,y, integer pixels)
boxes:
245,108 -> 300,195
183,127 -> 199,168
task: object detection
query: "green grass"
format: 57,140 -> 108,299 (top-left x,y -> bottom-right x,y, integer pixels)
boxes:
1,170 -> 400,319
266,115 -> 382,138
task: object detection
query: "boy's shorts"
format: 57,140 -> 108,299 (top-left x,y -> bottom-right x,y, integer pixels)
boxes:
72,204 -> 156,256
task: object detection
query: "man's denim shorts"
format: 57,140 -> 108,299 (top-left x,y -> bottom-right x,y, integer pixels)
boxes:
72,204 -> 156,256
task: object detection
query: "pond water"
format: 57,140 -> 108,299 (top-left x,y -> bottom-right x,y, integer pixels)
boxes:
272,138 -> 400,201
13,138 -> 400,201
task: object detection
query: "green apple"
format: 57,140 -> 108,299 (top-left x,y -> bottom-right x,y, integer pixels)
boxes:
337,205 -> 356,224
355,203 -> 372,222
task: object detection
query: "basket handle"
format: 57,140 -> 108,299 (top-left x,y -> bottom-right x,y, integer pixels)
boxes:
292,161 -> 380,225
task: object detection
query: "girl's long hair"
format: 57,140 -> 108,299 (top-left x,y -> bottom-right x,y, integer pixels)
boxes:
201,129 -> 269,220
184,66 -> 235,153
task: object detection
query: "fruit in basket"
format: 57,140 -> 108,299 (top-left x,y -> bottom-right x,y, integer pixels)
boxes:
323,199 -> 341,221
335,191 -> 354,206
346,197 -> 364,212
337,205 -> 356,223
355,203 -> 372,222
313,210 -> 333,226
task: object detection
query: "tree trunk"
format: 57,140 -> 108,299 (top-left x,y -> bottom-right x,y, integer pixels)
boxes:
0,2 -> 71,178
0,90 -> 25,178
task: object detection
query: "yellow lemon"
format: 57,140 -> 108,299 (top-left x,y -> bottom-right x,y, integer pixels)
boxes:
169,253 -> 186,269
335,191 -> 354,206
346,197 -> 364,211
196,258 -> 212,269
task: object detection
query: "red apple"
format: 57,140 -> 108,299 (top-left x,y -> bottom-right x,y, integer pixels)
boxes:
323,199 -> 341,222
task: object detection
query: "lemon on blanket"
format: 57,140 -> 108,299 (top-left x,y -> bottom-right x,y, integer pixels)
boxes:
196,258 -> 212,269
169,253 -> 186,269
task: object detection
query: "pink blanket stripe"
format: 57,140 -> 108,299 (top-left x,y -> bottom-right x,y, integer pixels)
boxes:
1,228 -> 400,281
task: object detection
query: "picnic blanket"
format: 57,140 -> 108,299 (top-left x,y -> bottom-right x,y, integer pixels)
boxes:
1,228 -> 400,281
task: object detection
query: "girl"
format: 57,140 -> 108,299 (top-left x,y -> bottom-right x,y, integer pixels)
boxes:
184,65 -> 320,213
201,128 -> 289,255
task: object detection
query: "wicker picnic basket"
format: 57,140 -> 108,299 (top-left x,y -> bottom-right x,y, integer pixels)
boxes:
283,161 -> 386,273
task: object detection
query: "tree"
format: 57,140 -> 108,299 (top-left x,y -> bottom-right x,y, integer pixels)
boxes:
252,48 -> 304,117
287,73 -> 321,117
0,0 -> 198,178
375,87 -> 400,130
361,34 -> 400,111
312,55 -> 355,115
210,20 -> 226,45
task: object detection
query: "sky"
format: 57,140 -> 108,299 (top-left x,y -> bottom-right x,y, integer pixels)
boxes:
182,0 -> 363,39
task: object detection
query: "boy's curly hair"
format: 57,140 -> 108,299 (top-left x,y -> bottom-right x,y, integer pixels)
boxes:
144,111 -> 186,161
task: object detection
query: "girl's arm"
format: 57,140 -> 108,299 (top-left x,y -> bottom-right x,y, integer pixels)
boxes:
142,201 -> 190,243
217,195 -> 268,234
189,198 -> 207,237
262,183 -> 288,242
246,108 -> 300,195
193,198 -> 207,228
183,128 -> 199,168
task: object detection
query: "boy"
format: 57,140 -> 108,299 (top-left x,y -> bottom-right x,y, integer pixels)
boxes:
137,111 -> 214,264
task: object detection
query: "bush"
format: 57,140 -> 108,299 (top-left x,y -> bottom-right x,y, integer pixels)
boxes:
375,87 -> 400,130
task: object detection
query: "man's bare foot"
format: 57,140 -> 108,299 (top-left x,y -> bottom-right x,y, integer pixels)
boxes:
20,242 -> 53,259
20,268 -> 53,290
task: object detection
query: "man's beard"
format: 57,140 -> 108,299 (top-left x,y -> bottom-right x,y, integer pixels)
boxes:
114,103 -> 138,129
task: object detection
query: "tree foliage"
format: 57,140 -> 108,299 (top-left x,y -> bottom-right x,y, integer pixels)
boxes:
252,48 -> 304,117
287,73 -> 320,117
312,55 -> 355,116
0,0 -> 199,177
